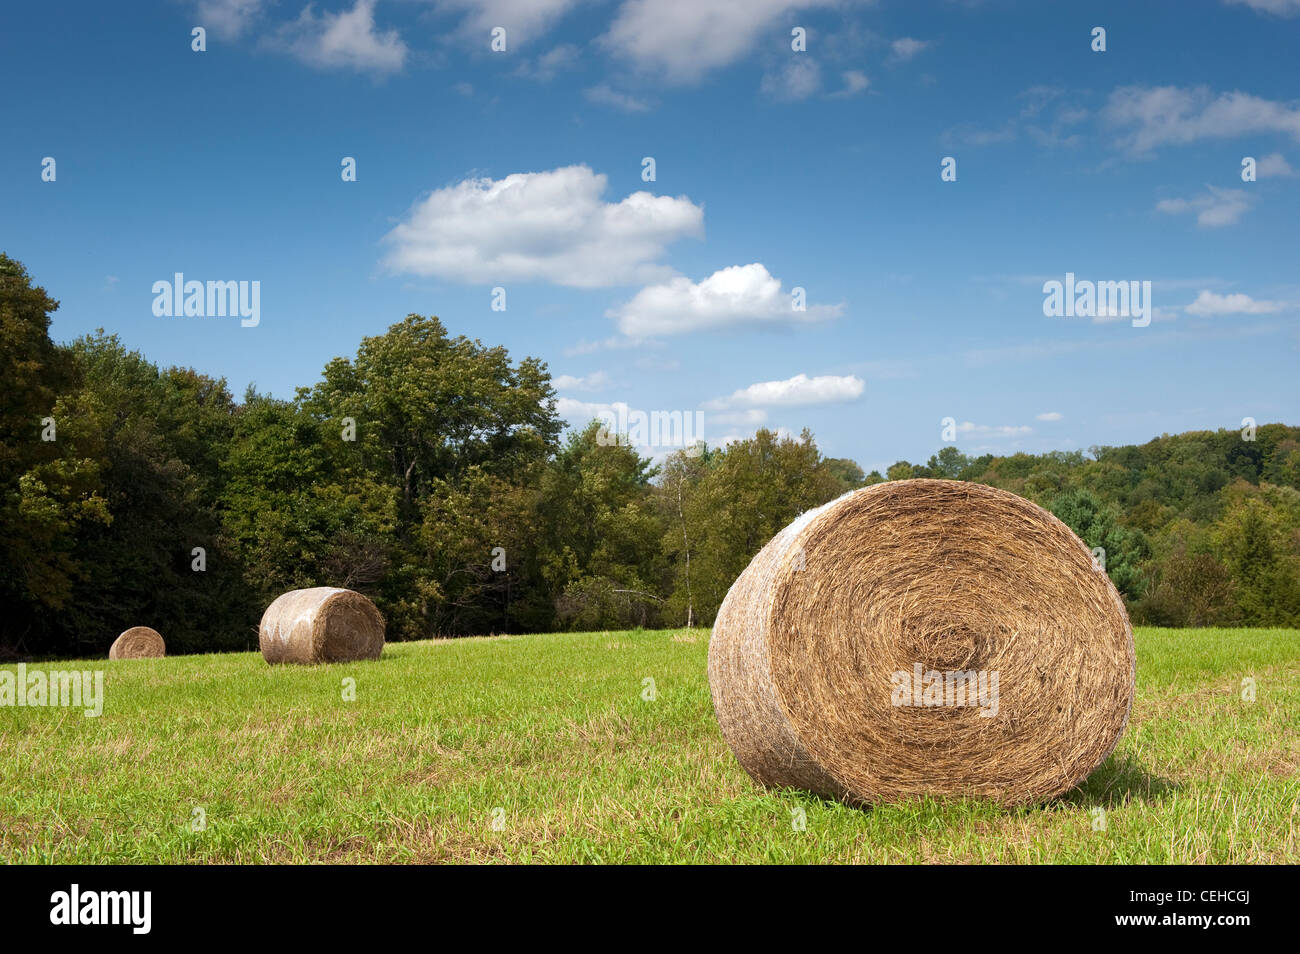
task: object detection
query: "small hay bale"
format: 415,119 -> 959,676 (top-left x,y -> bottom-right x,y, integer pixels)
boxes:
109,626 -> 166,660
708,479 -> 1135,806
258,587 -> 385,665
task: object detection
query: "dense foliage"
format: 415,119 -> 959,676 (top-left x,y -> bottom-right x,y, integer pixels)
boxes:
3,255 -> 1297,657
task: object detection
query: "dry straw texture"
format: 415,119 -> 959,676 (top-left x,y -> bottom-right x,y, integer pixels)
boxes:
708,479 -> 1135,806
109,626 -> 166,660
259,587 -> 385,665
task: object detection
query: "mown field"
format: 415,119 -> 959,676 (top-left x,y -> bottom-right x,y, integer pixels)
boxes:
1,626 -> 1297,864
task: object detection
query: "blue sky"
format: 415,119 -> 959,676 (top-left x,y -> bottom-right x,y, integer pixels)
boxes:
3,0 -> 1298,474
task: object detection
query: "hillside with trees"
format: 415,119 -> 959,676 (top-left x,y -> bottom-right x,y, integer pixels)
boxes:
3,254 -> 1297,658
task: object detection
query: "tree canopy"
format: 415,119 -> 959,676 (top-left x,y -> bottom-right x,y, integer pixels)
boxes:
2,254 -> 1297,658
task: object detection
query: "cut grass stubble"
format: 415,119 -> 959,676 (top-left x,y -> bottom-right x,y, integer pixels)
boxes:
0,627 -> 1296,864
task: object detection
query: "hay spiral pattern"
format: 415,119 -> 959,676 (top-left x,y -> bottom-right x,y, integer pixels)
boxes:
109,626 -> 166,660
708,479 -> 1135,806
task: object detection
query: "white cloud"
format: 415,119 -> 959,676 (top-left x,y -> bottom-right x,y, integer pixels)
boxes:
1224,0 -> 1300,15
1184,290 -> 1287,316
706,373 -> 864,410
1257,152 -> 1295,177
517,43 -> 581,80
553,371 -> 612,391
1103,85 -> 1300,154
1156,186 -> 1253,227
382,165 -> 704,288
584,83 -> 652,111
196,0 -> 265,39
274,0 -> 407,74
831,70 -> 870,97
1036,411 -> 1063,422
956,422 -> 1033,438
555,396 -> 622,425
608,263 -> 843,337
438,0 -> 583,45
601,0 -> 842,84
761,58 -> 822,101
888,37 -> 929,63
1018,85 -> 1063,119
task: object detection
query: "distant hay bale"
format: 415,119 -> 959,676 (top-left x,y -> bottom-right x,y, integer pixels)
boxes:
258,587 -> 385,665
708,479 -> 1135,807
109,626 -> 166,660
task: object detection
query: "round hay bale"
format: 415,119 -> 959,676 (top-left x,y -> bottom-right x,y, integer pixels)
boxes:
708,478 -> 1135,806
109,626 -> 166,660
258,587 -> 385,665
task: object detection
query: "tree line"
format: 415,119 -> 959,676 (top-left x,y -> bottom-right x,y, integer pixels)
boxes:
3,254 -> 1298,658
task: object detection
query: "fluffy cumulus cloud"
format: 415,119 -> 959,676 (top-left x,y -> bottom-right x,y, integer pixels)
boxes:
1103,85 -> 1300,154
706,373 -> 864,410
274,0 -> 408,74
1036,411 -> 1063,422
608,263 -> 842,337
1156,186 -> 1253,227
601,0 -> 843,84
1184,290 -> 1287,316
382,165 -> 704,288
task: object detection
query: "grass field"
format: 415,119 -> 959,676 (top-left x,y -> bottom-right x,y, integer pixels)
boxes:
1,626 -> 1297,864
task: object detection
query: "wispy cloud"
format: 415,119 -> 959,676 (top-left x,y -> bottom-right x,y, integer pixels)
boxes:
760,58 -> 822,101
887,37 -> 929,64
1156,186 -> 1253,227
553,370 -> 612,391
438,0 -> 583,47
1103,84 -> 1300,154
196,0 -> 265,39
272,0 -> 407,75
1223,0 -> 1300,16
584,83 -> 652,112
1256,152 -> 1295,177
600,0 -> 843,85
1184,290 -> 1288,316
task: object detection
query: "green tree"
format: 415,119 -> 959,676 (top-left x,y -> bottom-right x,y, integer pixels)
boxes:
539,422 -> 662,630
1049,488 -> 1149,600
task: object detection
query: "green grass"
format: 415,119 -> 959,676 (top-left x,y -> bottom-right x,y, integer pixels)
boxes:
1,627 -> 1297,863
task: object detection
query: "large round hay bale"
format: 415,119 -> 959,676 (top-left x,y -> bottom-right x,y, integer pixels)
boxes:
708,479 -> 1135,806
258,587 -> 385,665
109,626 -> 166,660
